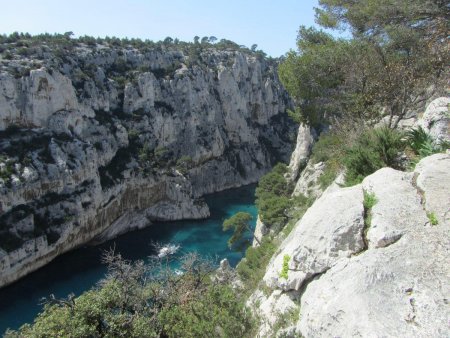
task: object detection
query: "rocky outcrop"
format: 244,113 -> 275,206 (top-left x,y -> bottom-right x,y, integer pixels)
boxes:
256,153 -> 450,337
264,184 -> 366,291
416,97 -> 450,144
292,160 -> 325,198
252,216 -> 268,247
286,123 -> 315,183
0,42 -> 296,287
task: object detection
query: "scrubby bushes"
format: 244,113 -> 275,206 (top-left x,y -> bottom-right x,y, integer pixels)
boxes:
255,163 -> 293,228
236,239 -> 276,294
310,131 -> 347,188
310,126 -> 405,187
311,124 -> 448,189
405,126 -> 449,160
344,127 -> 404,185
5,251 -> 255,338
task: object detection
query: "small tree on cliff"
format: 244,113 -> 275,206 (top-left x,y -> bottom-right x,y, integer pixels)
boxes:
223,212 -> 260,249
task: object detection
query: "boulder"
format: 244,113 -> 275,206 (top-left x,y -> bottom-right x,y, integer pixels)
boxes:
417,97 -> 450,144
263,184 -> 365,291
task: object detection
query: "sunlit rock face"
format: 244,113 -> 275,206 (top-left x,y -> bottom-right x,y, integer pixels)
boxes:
0,43 -> 296,287
256,153 -> 450,338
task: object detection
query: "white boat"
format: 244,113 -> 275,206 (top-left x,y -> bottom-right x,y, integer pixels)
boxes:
157,244 -> 180,258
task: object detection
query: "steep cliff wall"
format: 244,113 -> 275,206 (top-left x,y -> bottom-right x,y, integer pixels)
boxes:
0,40 -> 296,287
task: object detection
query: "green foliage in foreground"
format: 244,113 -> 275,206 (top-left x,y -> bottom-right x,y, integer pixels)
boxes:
5,252 -> 254,338
255,163 -> 292,229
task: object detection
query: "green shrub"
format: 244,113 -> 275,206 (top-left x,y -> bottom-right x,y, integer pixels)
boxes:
279,254 -> 291,279
237,239 -> 276,293
344,127 -> 405,185
363,191 -> 378,210
138,143 -> 151,163
287,108 -> 303,124
154,146 -> 168,159
363,191 -> 378,228
318,161 -> 340,189
406,126 -> 449,160
427,211 -> 438,225
255,163 -> 293,228
256,195 -> 290,229
311,132 -> 345,164
127,129 -> 139,141
310,131 -> 349,189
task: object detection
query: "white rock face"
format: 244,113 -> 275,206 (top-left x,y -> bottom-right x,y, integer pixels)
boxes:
252,216 -> 268,247
248,289 -> 299,337
259,154 -> 450,338
0,46 -> 295,287
298,230 -> 450,338
292,160 -> 325,198
416,97 -> 450,144
414,152 -> 450,226
362,168 -> 428,248
264,184 -> 365,291
287,124 -> 315,182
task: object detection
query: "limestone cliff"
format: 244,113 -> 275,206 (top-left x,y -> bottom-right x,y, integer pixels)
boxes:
0,39 -> 296,287
250,98 -> 450,337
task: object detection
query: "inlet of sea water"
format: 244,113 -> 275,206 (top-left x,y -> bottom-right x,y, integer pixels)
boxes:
0,184 -> 257,334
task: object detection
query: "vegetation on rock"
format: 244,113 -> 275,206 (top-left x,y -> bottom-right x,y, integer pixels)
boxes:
5,251 -> 255,338
223,212 -> 259,248
279,254 -> 291,279
255,163 -> 292,229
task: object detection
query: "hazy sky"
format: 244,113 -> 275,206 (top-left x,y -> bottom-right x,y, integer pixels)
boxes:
0,0 -> 321,56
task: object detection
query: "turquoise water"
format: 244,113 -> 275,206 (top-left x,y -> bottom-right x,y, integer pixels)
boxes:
0,184 -> 257,334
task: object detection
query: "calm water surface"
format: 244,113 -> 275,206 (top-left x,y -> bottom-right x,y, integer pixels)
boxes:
0,184 -> 257,334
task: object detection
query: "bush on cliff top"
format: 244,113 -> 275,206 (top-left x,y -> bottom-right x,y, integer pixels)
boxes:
310,126 -> 406,187
344,127 -> 405,185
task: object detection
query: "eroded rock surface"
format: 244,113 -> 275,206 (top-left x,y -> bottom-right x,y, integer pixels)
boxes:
258,153 -> 450,337
417,97 -> 450,144
0,44 -> 296,287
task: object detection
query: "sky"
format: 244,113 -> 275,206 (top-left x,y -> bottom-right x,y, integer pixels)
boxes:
0,0 -> 321,57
